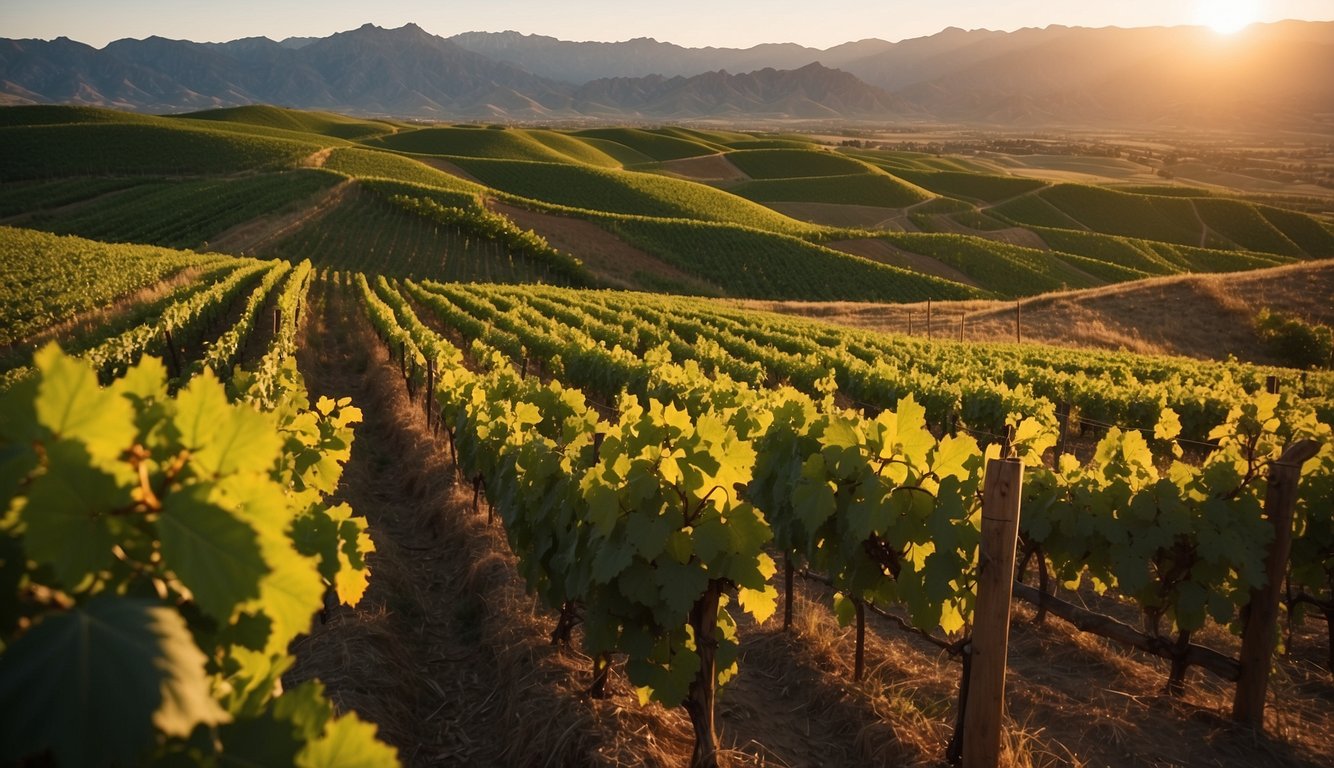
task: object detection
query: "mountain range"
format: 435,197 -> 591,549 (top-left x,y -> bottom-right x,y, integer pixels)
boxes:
2,20 -> 1331,128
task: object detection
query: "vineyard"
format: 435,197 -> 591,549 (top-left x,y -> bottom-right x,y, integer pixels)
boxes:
3,106 -> 1330,306
2,102 -> 1333,768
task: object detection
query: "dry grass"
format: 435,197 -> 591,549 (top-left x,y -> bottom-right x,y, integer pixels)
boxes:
735,260 -> 1334,366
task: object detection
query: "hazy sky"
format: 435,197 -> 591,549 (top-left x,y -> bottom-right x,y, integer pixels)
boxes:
3,0 -> 1330,48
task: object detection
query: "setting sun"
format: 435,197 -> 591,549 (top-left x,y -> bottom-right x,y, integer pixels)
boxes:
1195,0 -> 1261,34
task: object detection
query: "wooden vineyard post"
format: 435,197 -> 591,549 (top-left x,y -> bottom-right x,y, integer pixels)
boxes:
425,358 -> 435,433
963,457 -> 1023,768
1014,301 -> 1021,344
273,307 -> 280,336
161,328 -> 182,380
1054,401 -> 1070,460
959,314 -> 965,343
784,554 -> 795,631
908,311 -> 913,336
1232,440 -> 1320,728
927,299 -> 933,340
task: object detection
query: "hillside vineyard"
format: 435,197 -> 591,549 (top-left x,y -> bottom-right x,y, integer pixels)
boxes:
0,97 -> 1331,768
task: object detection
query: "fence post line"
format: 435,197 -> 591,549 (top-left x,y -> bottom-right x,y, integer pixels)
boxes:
1232,440 -> 1320,728
963,457 -> 1024,768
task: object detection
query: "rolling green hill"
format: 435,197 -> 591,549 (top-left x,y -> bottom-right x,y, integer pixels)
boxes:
1,104 -> 1329,308
177,105 -> 401,140
732,172 -> 931,208
450,157 -> 818,235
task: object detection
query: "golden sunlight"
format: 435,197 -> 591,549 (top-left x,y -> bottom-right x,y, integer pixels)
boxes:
1195,0 -> 1261,34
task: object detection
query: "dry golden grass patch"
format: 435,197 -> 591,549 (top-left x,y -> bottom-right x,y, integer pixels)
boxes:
737,260 -> 1334,365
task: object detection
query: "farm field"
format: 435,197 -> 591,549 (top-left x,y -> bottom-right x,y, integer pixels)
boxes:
1,103 -> 1332,768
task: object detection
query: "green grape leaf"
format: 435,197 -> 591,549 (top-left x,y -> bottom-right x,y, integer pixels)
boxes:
822,416 -> 860,449
691,514 -> 731,565
333,509 -> 374,608
297,711 -> 400,768
655,559 -> 708,619
219,713 -> 304,767
20,439 -> 132,588
1154,408 -> 1182,443
832,592 -> 856,627
33,343 -> 135,464
932,433 -> 980,481
1175,581 -> 1209,632
272,680 -> 335,742
0,598 -> 228,767
793,478 -> 836,539
627,511 -> 674,562
585,483 -> 620,538
591,533 -> 635,585
737,584 -> 778,624
221,476 -> 325,652
158,483 -> 268,622
725,501 -> 770,546
176,371 -> 282,478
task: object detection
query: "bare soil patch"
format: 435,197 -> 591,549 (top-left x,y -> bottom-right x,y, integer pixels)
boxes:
416,157 -> 486,184
206,179 -> 354,255
657,154 -> 751,182
488,200 -> 721,294
916,213 -> 1053,251
302,147 -> 335,169
763,202 -> 906,230
828,238 -> 981,288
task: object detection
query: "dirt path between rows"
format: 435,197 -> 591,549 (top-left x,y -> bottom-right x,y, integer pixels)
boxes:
205,179 -> 354,255
287,279 -> 509,764
657,153 -> 751,183
828,238 -> 981,288
487,200 -> 721,294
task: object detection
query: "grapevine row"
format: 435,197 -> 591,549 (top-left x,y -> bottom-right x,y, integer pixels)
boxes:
1,263 -> 397,764
358,274 -> 1331,766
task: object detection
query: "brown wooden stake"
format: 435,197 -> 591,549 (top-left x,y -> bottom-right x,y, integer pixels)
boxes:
1054,401 -> 1070,461
273,307 -> 280,336
589,653 -> 611,699
963,457 -> 1024,768
854,599 -> 867,681
907,311 -> 913,336
927,299 -> 933,340
425,359 -> 435,432
162,328 -> 182,380
1014,301 -> 1021,344
1232,440 -> 1320,728
959,314 -> 965,342
784,555 -> 795,632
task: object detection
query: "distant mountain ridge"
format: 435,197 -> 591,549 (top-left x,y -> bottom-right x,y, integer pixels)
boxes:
2,20 -> 1331,128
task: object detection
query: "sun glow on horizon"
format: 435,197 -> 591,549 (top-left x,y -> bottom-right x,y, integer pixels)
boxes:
1195,0 -> 1262,34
